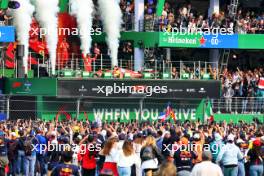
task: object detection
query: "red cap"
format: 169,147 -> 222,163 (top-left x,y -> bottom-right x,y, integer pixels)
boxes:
253,139 -> 261,147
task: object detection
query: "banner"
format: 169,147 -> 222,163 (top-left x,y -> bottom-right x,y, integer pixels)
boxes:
159,33 -> 264,49
57,79 -> 221,99
40,97 -> 204,121
4,78 -> 57,96
39,97 -> 264,123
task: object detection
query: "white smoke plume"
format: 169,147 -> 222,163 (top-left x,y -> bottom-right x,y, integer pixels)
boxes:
98,0 -> 122,67
12,0 -> 34,75
70,0 -> 94,55
35,0 -> 59,75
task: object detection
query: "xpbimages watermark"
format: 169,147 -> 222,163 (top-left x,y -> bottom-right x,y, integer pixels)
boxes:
92,83 -> 168,97
163,142 -> 223,154
32,143 -> 102,154
30,27 -> 102,38
163,26 -> 234,36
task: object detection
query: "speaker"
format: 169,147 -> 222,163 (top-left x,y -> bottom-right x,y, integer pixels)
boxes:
16,45 -> 25,58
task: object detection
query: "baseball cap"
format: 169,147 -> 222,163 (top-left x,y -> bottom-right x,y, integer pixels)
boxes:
193,133 -> 200,140
236,138 -> 245,144
253,139 -> 261,147
214,133 -> 222,141
227,134 -> 235,142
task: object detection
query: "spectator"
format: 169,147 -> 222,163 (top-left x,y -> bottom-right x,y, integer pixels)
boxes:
173,136 -> 197,176
191,151 -> 223,176
216,134 -> 244,176
51,151 -> 80,176
117,140 -> 140,176
78,135 -> 98,176
247,139 -> 263,176
100,137 -> 119,176
171,67 -> 179,79
140,136 -> 163,176
155,161 -> 177,176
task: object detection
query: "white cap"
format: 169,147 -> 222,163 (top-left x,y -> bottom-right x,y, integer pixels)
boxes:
236,138 -> 245,144
164,131 -> 170,136
214,133 -> 222,141
77,135 -> 82,140
101,130 -> 107,137
193,133 -> 200,139
227,134 -> 235,141
50,131 -> 56,136
10,132 -> 17,137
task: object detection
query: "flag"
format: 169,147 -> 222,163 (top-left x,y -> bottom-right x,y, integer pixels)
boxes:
258,77 -> 264,89
165,102 -> 172,118
195,99 -> 205,121
204,101 -> 214,122
170,111 -> 176,121
158,112 -> 166,121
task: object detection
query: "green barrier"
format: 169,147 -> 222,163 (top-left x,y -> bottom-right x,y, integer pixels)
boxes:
1,69 -> 34,78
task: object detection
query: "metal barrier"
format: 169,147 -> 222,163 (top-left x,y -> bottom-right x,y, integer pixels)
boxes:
212,97 -> 264,114
2,51 -> 219,79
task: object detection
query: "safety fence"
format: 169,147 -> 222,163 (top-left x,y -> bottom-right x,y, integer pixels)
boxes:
0,96 -> 263,122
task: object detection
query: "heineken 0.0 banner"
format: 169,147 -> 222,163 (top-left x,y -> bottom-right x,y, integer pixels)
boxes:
159,33 -> 264,49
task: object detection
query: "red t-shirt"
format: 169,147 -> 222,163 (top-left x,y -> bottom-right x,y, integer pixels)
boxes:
78,145 -> 97,169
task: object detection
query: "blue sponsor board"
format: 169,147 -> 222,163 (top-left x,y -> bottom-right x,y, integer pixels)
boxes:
0,26 -> 15,42
199,34 -> 238,49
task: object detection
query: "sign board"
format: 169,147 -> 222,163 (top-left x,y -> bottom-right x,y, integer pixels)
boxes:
57,79 -> 221,99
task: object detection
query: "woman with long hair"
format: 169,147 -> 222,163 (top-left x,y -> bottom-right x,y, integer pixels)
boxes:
155,161 -> 177,176
247,139 -> 263,176
117,140 -> 140,176
140,136 -> 163,176
100,137 -> 119,176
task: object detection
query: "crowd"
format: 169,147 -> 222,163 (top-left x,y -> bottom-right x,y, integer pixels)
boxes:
221,67 -> 264,114
154,2 -> 264,34
0,119 -> 263,176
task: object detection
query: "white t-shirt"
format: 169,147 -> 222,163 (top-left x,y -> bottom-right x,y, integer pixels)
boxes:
191,161 -> 223,176
117,150 -> 140,168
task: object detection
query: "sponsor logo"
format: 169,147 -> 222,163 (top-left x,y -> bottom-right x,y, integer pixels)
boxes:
92,83 -> 168,97
186,88 -> 196,93
24,81 -> 32,92
198,88 -> 206,93
78,85 -> 87,93
12,82 -> 22,88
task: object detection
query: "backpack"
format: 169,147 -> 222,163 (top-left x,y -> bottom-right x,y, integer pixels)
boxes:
23,137 -> 34,156
141,146 -> 154,161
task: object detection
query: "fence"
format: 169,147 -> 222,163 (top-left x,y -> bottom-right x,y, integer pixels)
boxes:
0,96 -> 263,122
2,51 -> 219,80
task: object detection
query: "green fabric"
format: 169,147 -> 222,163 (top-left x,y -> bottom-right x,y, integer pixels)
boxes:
156,0 -> 165,16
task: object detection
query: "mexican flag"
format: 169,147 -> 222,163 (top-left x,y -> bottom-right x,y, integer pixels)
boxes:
204,101 -> 214,123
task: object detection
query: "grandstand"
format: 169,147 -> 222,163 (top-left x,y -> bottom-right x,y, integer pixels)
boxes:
0,0 -> 262,124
